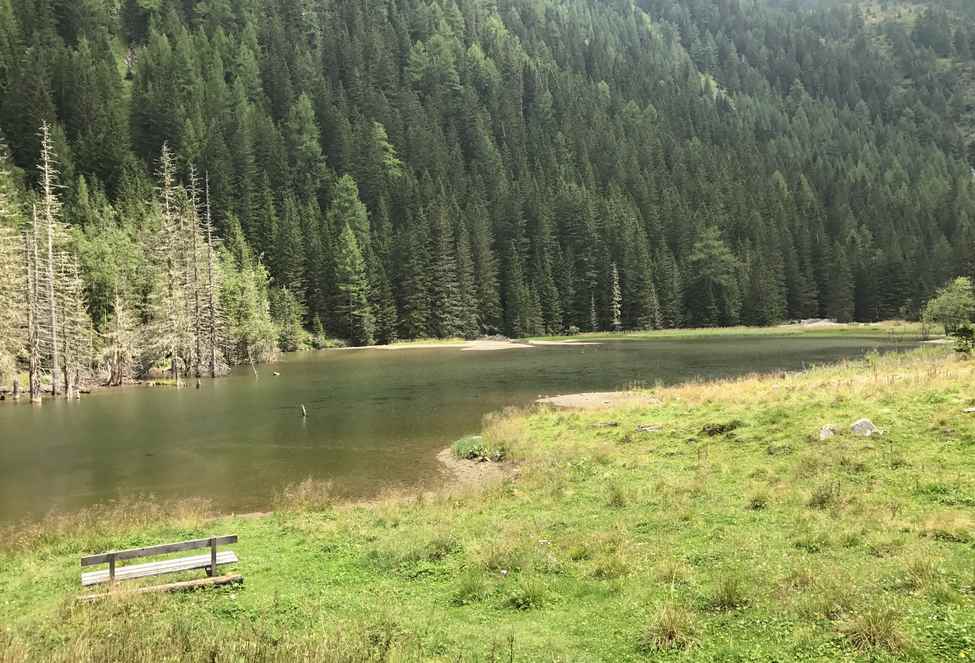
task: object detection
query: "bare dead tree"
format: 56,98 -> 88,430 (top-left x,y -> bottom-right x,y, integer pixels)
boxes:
155,144 -> 188,388
187,167 -> 204,387
204,173 -> 223,379
0,224 -> 26,397
57,253 -> 89,399
38,123 -> 62,396
26,220 -> 41,404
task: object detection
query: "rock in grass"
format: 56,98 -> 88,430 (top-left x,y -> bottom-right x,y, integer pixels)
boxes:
964,407 -> 975,414
819,425 -> 836,441
851,419 -> 881,437
636,424 -> 663,434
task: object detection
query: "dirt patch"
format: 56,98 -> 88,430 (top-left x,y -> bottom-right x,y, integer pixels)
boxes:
536,391 -> 657,410
526,340 -> 603,347
436,447 -> 509,487
461,340 -> 535,351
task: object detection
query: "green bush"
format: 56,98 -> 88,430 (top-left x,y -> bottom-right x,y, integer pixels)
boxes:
452,435 -> 506,462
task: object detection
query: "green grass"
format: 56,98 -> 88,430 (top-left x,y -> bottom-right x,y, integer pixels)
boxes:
527,320 -> 930,343
452,434 -> 507,462
2,348 -> 975,661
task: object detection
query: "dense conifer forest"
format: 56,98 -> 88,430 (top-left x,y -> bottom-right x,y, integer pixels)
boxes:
1,0 -> 974,386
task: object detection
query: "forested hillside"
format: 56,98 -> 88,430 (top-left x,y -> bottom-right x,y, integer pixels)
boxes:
1,0 -> 974,379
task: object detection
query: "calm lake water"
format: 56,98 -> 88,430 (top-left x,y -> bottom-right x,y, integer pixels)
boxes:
0,334 -> 915,523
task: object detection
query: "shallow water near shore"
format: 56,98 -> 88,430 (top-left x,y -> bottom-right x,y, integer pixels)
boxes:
0,333 -> 916,523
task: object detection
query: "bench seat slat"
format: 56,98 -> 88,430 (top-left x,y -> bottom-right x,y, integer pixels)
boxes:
81,535 -> 238,567
81,551 -> 238,587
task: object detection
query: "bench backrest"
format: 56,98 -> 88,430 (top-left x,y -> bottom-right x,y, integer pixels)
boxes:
81,535 -> 238,567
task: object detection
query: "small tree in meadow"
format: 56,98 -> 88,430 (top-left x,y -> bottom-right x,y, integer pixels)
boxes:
923,277 -> 975,335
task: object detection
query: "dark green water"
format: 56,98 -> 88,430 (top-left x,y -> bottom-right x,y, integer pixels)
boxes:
0,334 -> 914,523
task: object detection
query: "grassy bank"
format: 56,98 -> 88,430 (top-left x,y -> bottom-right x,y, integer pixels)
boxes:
527,320 -> 930,343
2,348 -> 974,661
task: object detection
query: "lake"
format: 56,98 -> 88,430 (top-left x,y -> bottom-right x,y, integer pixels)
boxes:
0,333 -> 915,523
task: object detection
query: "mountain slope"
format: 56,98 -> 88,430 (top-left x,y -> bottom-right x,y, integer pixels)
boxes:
0,0 -> 973,346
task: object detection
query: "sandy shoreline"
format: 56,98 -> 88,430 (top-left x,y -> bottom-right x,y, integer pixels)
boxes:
436,447 -> 510,486
339,338 -> 601,352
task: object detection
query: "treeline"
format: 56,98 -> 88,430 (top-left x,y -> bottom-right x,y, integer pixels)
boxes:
0,0 -> 973,368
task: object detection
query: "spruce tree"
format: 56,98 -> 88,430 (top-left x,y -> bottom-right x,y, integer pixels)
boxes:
333,223 -> 374,346
428,203 -> 463,339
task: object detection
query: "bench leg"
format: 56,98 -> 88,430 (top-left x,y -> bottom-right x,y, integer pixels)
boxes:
208,538 -> 217,577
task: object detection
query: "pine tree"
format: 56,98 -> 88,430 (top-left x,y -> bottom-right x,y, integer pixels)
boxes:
684,227 -> 741,327
470,209 -> 501,334
371,262 -> 399,345
622,221 -> 660,330
503,241 -> 527,338
334,223 -> 374,346
399,217 -> 431,340
455,220 -> 480,339
428,203 -> 463,339
826,242 -> 855,322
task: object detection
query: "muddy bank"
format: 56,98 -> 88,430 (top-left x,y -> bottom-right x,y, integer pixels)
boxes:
436,447 -> 510,487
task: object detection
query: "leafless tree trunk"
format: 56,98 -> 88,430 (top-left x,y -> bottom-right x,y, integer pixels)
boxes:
158,145 -> 184,388
26,226 -> 41,404
43,184 -> 60,396
205,173 -> 219,379
188,168 -> 203,387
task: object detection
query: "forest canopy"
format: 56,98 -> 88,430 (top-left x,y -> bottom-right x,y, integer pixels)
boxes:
1,0 -> 974,384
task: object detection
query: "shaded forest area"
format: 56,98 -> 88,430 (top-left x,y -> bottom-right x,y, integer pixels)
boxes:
1,0 -> 975,390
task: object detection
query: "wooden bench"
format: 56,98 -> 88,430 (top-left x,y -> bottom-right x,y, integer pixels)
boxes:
80,535 -> 241,594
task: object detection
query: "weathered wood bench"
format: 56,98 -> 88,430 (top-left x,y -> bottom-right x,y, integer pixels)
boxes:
80,535 -> 241,595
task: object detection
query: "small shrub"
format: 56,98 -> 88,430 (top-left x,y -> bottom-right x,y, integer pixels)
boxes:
707,571 -> 750,611
451,572 -> 488,606
898,557 -> 940,592
567,542 -> 592,562
638,603 -> 696,653
807,482 -> 841,510
793,530 -> 831,554
841,606 -> 907,653
452,435 -> 506,462
800,579 -> 856,621
655,559 -> 691,586
702,420 -> 745,437
479,539 -> 527,574
780,566 -> 816,594
591,552 -> 629,580
607,482 -> 628,508
746,491 -> 769,511
838,456 -> 867,474
504,577 -> 546,610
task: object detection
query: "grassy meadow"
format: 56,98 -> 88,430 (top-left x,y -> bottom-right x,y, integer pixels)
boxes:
1,346 -> 974,661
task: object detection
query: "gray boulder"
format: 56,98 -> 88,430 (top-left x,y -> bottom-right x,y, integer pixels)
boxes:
819,425 -> 836,441
851,419 -> 881,437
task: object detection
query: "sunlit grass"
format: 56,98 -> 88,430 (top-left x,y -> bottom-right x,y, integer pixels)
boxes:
528,319 -> 930,342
